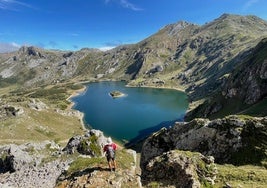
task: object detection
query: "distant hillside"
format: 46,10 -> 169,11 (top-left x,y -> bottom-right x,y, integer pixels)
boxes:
186,38 -> 267,120
0,46 -> 98,87
1,14 -> 267,119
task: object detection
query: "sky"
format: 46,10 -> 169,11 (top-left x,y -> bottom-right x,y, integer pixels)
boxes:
0,0 -> 267,52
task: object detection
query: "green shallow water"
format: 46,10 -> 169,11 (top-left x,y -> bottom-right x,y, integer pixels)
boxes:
71,82 -> 188,143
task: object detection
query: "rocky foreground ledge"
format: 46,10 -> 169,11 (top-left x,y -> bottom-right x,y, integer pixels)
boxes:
0,129 -> 140,188
141,115 -> 267,187
0,141 -> 66,188
0,115 -> 266,188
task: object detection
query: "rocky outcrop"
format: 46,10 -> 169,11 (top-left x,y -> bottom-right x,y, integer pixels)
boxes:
0,144 -> 33,173
56,150 -> 141,188
63,129 -> 108,156
0,105 -> 24,120
19,46 -> 45,58
142,150 -> 217,188
0,129 -> 112,188
223,38 -> 267,105
141,116 -> 267,170
0,141 -> 66,188
28,99 -> 48,111
109,90 -> 125,98
187,38 -> 267,120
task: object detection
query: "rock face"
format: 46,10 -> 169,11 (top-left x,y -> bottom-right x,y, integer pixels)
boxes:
0,130 -> 112,188
63,129 -> 108,156
223,38 -> 267,105
0,105 -> 24,120
141,116 -> 267,171
28,99 -> 48,111
142,150 -> 217,188
187,38 -> 267,120
0,141 -> 67,188
0,144 -> 33,173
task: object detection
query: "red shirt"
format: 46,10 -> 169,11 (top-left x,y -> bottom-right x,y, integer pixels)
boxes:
103,143 -> 117,152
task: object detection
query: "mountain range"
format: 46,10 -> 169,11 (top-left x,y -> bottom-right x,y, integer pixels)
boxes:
1,13 -> 267,120
1,13 -> 267,188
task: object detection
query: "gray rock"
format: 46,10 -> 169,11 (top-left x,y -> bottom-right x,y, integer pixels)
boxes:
142,150 -> 217,188
63,135 -> 83,154
63,129 -> 108,156
0,144 -> 33,173
0,141 -> 68,188
28,99 -> 47,111
141,115 -> 267,169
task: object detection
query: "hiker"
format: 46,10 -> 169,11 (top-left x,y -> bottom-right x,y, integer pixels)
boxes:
103,137 -> 117,171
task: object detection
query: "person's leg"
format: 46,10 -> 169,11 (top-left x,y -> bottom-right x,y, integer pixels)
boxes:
112,159 -> 117,171
107,157 -> 112,171
108,160 -> 113,171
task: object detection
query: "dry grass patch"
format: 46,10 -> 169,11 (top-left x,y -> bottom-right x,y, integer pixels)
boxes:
0,107 -> 84,144
215,164 -> 267,188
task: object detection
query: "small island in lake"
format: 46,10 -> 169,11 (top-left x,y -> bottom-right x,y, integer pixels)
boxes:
109,90 -> 125,98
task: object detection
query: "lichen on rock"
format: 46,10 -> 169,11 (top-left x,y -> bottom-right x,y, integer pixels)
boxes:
142,150 -> 217,188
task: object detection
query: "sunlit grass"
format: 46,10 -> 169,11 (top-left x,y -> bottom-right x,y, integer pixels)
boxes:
215,164 -> 267,188
0,107 -> 84,144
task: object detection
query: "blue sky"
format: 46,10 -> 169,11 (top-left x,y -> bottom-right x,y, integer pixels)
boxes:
0,0 -> 267,52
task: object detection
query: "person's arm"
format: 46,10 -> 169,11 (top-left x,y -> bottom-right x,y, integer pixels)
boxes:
113,143 -> 117,150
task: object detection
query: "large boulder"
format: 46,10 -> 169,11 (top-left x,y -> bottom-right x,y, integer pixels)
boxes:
142,150 -> 217,188
63,129 -> 109,156
0,105 -> 24,120
0,144 -> 33,173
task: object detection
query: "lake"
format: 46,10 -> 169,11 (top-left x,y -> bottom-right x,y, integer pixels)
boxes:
71,81 -> 188,144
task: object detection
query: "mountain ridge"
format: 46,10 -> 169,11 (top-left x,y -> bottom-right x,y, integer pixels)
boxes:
1,14 -> 267,119
0,13 -> 267,188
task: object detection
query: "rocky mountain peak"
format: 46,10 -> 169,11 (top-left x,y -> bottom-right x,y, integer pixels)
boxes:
18,46 -> 44,58
162,20 -> 197,36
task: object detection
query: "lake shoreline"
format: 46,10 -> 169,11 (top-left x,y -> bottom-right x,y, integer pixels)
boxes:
68,80 -> 188,145
66,85 -> 88,131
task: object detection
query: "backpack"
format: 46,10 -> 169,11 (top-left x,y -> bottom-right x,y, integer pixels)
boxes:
106,144 -> 115,158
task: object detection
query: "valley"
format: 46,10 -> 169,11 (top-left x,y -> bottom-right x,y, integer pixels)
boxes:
0,14 -> 267,187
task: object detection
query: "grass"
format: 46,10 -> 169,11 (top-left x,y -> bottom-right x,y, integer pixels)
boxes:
66,148 -> 135,176
215,164 -> 267,188
78,135 -> 102,156
0,81 -> 87,145
239,97 -> 267,117
66,157 -> 106,176
0,107 -> 84,144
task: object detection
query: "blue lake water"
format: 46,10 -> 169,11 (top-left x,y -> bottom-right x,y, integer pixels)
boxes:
71,81 -> 188,144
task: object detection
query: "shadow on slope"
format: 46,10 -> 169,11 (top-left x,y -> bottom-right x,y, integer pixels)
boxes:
125,115 -> 185,152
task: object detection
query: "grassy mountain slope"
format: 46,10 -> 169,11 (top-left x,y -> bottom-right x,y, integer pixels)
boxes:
0,13 -> 267,188
74,14 -> 267,120
186,38 -> 267,120
0,13 -> 267,127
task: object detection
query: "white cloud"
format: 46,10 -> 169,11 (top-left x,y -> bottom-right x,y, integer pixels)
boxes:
0,42 -> 20,53
98,46 -> 116,51
105,0 -> 143,11
243,0 -> 260,11
0,0 -> 34,11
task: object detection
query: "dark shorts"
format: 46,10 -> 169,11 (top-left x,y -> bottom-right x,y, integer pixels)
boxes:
106,154 -> 115,162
